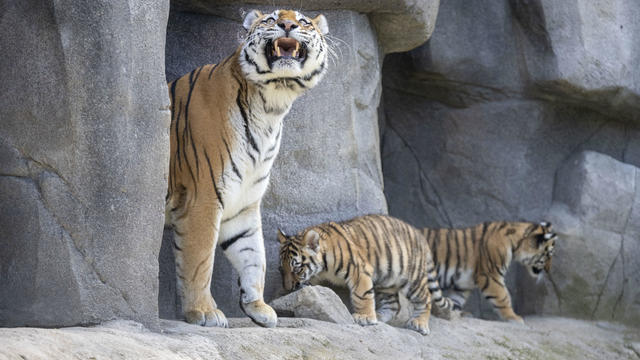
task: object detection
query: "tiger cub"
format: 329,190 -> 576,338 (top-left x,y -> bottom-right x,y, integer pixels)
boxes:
422,221 -> 557,324
278,214 -> 454,335
165,10 -> 330,328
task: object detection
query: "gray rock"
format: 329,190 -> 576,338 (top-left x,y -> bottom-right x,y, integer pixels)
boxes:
160,9 -> 388,319
0,0 -> 170,327
0,317 -> 636,359
539,151 -> 640,325
169,0 -> 440,54
269,286 -> 354,324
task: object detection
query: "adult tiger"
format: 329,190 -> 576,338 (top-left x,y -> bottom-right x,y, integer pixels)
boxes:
422,221 -> 557,324
278,215 -> 455,335
165,9 -> 330,328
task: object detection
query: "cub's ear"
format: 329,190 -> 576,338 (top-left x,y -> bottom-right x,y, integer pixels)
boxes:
243,9 -> 263,30
312,14 -> 329,35
303,229 -> 320,252
277,229 -> 288,244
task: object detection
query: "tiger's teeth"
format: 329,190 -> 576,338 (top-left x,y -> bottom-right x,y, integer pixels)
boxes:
293,42 -> 300,58
274,39 -> 281,57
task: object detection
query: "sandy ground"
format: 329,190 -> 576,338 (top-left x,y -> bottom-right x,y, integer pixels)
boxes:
0,316 -> 638,359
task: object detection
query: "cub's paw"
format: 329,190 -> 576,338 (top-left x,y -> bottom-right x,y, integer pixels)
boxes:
185,308 -> 228,328
353,312 -> 377,326
406,318 -> 430,336
241,300 -> 277,328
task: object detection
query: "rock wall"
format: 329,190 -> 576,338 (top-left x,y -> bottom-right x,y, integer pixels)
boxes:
0,1 -> 170,327
381,0 -> 640,325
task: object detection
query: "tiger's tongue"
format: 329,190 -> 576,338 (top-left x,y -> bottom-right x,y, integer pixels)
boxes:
275,38 -> 299,57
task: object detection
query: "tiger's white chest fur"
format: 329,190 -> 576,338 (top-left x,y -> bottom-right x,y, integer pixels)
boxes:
219,86 -> 296,221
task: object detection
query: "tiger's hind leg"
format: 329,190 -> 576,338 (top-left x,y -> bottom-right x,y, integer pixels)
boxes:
405,281 -> 432,335
169,192 -> 228,328
375,291 -> 400,323
219,203 -> 276,328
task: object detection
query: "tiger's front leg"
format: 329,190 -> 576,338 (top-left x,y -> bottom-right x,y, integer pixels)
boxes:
171,194 -> 228,328
219,202 -> 277,328
477,273 -> 523,324
348,271 -> 377,326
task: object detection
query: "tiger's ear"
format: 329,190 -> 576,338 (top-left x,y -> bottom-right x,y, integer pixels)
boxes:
312,14 -> 329,35
303,229 -> 320,252
243,9 -> 263,30
277,229 -> 288,244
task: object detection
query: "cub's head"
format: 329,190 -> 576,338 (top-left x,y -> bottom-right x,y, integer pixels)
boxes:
278,229 -> 323,291
514,222 -> 557,279
240,9 -> 329,89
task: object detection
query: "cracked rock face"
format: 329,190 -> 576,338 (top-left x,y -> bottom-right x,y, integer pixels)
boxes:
381,0 -> 640,325
541,151 -> 640,325
0,0 -> 170,327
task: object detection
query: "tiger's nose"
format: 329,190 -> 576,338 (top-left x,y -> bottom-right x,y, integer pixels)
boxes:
278,20 -> 298,33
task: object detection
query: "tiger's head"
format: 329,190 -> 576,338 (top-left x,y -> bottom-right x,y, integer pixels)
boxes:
240,9 -> 329,90
278,228 -> 324,292
513,222 -> 557,279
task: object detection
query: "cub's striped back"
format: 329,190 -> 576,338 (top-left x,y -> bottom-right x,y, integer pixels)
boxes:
422,221 -> 557,323
279,214 -> 455,335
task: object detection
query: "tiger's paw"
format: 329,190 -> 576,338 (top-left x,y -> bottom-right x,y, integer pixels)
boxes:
241,300 -> 278,328
185,308 -> 228,328
406,318 -> 431,336
507,315 -> 525,325
353,312 -> 377,326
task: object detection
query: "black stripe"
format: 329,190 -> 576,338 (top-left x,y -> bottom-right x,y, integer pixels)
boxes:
203,149 -> 224,209
302,61 -> 325,81
262,77 -> 307,88
222,137 -> 242,181
443,230 -> 451,288
253,172 -> 270,185
222,205 -> 251,224
208,63 -> 218,80
235,82 -> 260,158
244,50 -> 271,74
220,228 -> 257,251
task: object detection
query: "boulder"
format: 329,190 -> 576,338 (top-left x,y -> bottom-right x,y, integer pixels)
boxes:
269,286 -> 354,324
0,0 -> 170,327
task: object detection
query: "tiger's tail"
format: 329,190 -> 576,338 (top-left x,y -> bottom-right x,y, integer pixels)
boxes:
426,262 -> 454,314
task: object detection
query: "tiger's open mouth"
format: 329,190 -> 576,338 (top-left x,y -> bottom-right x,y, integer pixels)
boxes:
266,37 -> 307,66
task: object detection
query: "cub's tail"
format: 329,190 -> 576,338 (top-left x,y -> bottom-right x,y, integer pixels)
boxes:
426,261 -> 456,318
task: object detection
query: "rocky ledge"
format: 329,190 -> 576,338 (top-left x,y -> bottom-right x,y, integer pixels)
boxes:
1,316 -> 638,359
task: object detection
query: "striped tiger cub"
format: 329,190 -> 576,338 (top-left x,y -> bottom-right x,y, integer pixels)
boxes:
278,215 -> 454,335
423,221 -> 557,324
165,9 -> 330,328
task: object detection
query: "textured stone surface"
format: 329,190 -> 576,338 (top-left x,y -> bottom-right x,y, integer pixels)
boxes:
169,0 -> 440,54
0,1 -> 170,327
269,286 -> 354,324
1,317 -> 638,359
160,9 -> 387,319
381,0 -> 640,324
539,152 -> 640,325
